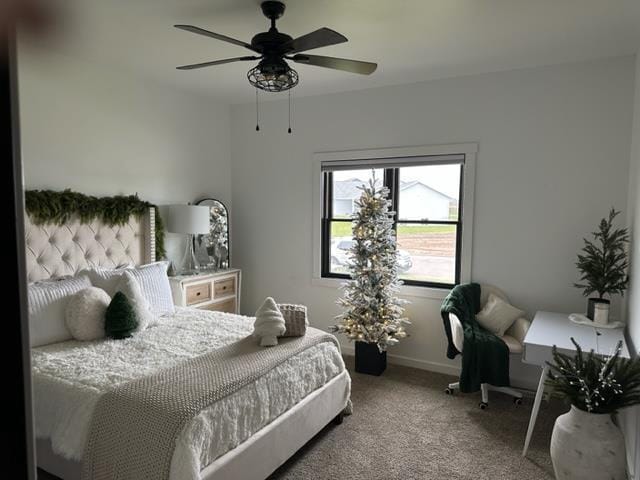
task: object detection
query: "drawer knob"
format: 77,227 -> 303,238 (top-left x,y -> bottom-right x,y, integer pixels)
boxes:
223,286 -> 227,290
197,292 -> 201,296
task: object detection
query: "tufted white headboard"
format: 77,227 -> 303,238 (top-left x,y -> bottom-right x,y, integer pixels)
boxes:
24,208 -> 156,283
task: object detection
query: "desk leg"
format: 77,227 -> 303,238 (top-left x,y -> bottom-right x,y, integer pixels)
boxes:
522,365 -> 548,457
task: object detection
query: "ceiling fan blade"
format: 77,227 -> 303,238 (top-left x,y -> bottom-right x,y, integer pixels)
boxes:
175,24 -> 257,52
177,56 -> 259,70
291,54 -> 377,75
283,28 -> 348,54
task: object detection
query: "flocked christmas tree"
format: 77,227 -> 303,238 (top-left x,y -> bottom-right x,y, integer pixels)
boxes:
331,174 -> 410,352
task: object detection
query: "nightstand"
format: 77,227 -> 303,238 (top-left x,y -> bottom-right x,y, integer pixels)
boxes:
169,269 -> 241,314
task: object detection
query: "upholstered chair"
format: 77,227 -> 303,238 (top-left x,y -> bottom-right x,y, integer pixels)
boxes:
444,284 -> 531,409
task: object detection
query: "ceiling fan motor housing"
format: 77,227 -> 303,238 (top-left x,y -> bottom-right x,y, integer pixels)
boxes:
261,1 -> 286,21
250,30 -> 293,55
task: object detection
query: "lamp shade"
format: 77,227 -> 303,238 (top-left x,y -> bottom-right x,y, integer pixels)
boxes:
166,204 -> 210,235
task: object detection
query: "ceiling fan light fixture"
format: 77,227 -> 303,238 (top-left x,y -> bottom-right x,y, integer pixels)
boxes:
175,1 -> 377,130
247,64 -> 299,92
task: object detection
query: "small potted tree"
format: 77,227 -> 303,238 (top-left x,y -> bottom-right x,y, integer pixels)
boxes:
546,339 -> 640,480
330,175 -> 410,375
574,208 -> 629,322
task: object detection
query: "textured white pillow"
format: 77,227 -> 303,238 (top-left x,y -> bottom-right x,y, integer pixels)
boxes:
65,287 -> 111,341
116,271 -> 154,331
28,275 -> 92,347
81,265 -> 132,296
128,261 -> 175,316
475,293 -> 526,337
277,303 -> 308,337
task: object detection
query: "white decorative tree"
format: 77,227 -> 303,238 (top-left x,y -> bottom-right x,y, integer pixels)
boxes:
331,174 -> 410,352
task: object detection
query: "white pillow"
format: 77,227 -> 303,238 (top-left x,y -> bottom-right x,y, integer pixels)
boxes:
127,261 -> 175,316
277,303 -> 309,337
475,293 -> 526,337
116,271 -> 154,331
81,265 -> 132,296
28,275 -> 92,347
65,287 -> 111,341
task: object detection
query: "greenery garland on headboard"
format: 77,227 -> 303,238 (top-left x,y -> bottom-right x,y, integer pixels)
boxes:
24,189 -> 166,259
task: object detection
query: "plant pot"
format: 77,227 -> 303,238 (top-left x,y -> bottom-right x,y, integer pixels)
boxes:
550,405 -> 626,480
586,298 -> 610,320
355,341 -> 386,376
593,302 -> 610,325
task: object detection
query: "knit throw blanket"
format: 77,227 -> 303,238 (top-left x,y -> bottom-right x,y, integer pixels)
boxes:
440,283 -> 510,393
81,327 -> 341,480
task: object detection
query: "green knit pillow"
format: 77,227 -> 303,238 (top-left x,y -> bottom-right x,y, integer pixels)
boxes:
105,292 -> 138,339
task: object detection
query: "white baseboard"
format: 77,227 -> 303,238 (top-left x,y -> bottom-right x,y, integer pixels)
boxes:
339,344 -> 461,377
340,344 -> 539,393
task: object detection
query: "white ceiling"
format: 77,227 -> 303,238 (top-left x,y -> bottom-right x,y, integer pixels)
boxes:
35,0 -> 640,104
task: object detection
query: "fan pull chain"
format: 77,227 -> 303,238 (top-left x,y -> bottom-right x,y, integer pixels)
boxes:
255,88 -> 260,132
287,89 -> 292,134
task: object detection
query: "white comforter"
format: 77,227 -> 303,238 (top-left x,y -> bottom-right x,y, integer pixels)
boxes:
32,307 -> 346,480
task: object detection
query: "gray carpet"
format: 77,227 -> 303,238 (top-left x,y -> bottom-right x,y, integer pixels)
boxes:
269,357 -> 563,480
38,357 -> 563,480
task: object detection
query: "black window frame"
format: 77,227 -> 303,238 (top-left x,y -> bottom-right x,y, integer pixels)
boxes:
321,161 -> 464,289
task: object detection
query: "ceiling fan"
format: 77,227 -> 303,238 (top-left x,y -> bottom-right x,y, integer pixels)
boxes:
175,0 -> 377,93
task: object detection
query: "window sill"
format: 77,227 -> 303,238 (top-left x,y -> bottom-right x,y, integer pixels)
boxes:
311,277 -> 450,300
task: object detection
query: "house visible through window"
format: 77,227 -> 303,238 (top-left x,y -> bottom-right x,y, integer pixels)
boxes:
321,155 -> 465,288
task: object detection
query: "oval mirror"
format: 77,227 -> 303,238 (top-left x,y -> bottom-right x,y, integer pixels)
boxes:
193,198 -> 230,271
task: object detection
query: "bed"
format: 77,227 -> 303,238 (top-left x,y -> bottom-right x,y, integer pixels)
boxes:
26,208 -> 351,480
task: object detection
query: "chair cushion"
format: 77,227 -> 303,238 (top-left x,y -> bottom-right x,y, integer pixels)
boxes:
500,334 -> 523,354
476,293 -> 526,337
448,313 -> 465,353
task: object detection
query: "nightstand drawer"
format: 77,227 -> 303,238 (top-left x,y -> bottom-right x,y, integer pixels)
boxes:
185,283 -> 212,305
214,278 -> 236,298
201,298 -> 236,313
169,269 -> 240,314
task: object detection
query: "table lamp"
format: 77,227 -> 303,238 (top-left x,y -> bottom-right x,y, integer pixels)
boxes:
166,204 -> 210,275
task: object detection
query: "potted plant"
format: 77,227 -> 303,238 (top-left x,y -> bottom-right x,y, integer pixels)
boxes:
330,176 -> 410,375
575,208 -> 629,321
546,339 -> 640,480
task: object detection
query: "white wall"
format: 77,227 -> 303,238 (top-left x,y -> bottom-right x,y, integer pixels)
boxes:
17,45 -> 232,265
230,56 -> 635,389
624,51 -> 640,480
628,54 -> 640,363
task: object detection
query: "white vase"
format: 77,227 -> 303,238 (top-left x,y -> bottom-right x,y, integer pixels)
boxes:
550,405 -> 626,480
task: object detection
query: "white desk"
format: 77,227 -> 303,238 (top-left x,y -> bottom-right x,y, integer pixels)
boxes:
521,311 -> 629,457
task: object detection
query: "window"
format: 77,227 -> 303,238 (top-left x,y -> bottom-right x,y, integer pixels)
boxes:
317,145 -> 475,290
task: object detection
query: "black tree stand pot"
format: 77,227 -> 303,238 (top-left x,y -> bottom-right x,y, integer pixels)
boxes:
586,298 -> 610,320
355,341 -> 387,376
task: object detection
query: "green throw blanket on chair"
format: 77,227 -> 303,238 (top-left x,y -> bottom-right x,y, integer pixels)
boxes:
440,283 -> 510,393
